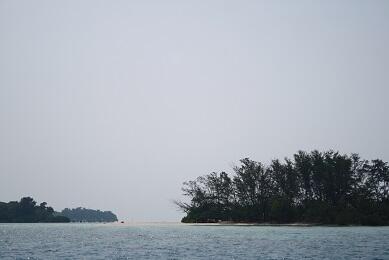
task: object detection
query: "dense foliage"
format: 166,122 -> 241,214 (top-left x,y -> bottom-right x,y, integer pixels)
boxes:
0,197 -> 70,223
177,151 -> 389,225
60,207 -> 118,222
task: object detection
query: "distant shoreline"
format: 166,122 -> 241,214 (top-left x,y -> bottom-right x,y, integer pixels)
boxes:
2,222 -> 389,227
185,222 -> 389,227
187,222 -> 316,227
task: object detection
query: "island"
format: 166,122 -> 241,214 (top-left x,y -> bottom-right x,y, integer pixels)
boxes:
0,197 -> 70,223
59,207 -> 118,222
0,197 -> 118,223
176,150 -> 389,225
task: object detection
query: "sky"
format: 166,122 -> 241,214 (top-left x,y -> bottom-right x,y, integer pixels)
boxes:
1,0 -> 388,221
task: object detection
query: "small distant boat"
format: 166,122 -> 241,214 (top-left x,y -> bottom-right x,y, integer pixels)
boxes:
120,221 -> 124,224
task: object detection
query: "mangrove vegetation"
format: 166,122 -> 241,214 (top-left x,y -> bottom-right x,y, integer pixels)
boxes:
59,207 -> 118,222
0,197 -> 70,223
176,150 -> 389,225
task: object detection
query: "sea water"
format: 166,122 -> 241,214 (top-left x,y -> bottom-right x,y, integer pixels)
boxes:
0,223 -> 388,259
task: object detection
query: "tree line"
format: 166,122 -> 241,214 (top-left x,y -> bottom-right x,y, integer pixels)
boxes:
176,150 -> 389,225
0,197 -> 70,223
0,197 -> 119,223
60,207 -> 118,222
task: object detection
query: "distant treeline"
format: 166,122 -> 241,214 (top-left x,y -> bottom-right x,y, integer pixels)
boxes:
176,150 -> 389,225
0,197 -> 70,223
59,207 -> 118,222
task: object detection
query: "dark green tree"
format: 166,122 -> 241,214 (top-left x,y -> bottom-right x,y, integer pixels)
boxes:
177,150 -> 389,225
0,197 -> 70,223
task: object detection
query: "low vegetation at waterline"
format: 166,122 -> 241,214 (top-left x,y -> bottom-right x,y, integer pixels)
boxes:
60,207 -> 118,222
0,197 -> 70,223
176,150 -> 389,225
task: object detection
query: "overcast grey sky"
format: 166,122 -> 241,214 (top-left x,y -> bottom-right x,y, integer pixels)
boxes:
1,0 -> 388,221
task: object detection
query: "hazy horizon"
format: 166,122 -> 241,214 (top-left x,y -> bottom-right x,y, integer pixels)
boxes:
1,0 -> 389,221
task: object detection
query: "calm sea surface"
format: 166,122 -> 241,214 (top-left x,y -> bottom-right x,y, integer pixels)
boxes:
0,223 -> 388,259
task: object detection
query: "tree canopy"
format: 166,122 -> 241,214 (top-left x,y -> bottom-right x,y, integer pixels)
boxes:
60,207 -> 118,222
176,150 -> 389,225
0,197 -> 70,223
